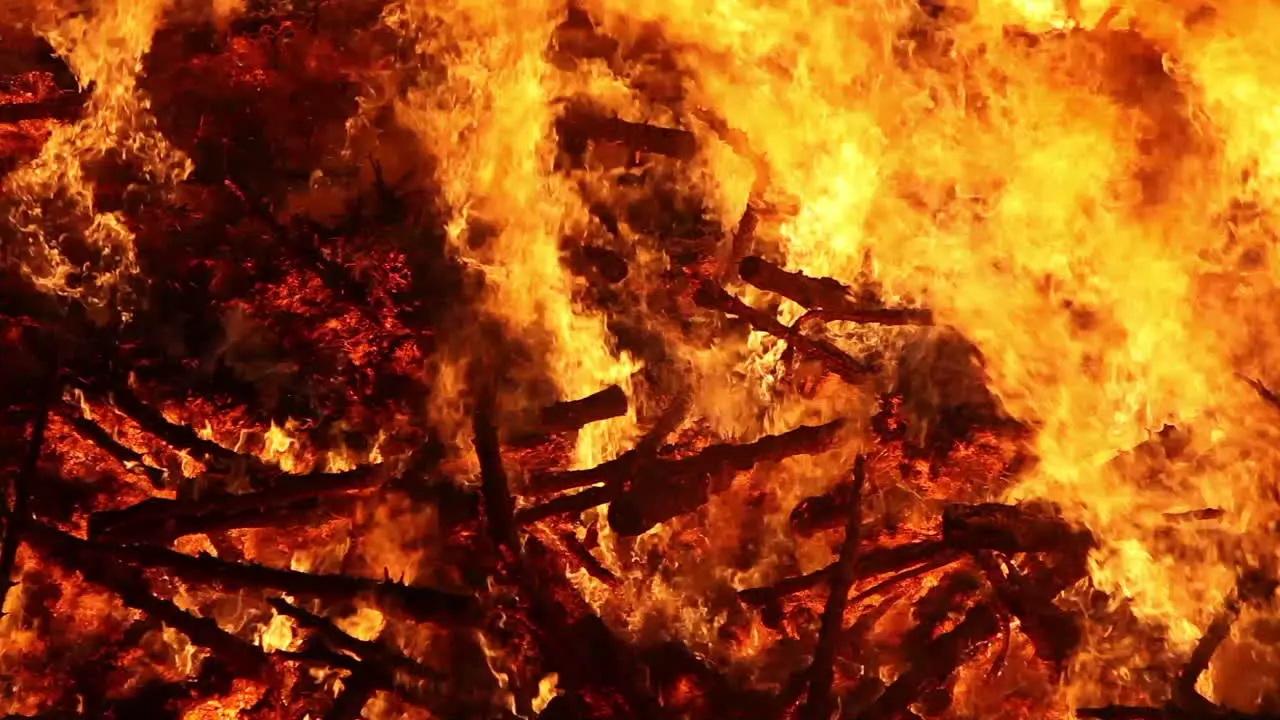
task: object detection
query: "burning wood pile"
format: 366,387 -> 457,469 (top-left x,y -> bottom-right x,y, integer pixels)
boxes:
4,0 -> 1280,718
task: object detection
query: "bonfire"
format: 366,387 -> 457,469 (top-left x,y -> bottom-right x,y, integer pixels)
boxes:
2,1 -> 1279,718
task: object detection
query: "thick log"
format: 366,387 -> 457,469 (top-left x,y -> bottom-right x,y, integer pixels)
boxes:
738,256 -> 933,326
942,501 -> 1094,555
268,597 -> 444,684
859,604 -> 1000,720
800,455 -> 866,720
556,108 -> 696,160
517,384 -> 628,442
526,392 -> 688,496
606,420 -> 845,537
692,278 -> 878,384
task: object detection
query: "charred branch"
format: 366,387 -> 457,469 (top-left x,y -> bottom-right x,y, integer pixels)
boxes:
738,256 -> 933,326
974,552 -> 1083,668
739,540 -> 959,606
525,391 -> 688,496
509,384 -> 629,447
0,93 -> 85,124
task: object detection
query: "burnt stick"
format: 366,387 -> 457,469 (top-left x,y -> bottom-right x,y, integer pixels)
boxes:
973,552 -> 1082,668
533,384 -> 627,435
525,415 -> 834,520
739,256 -> 933,326
268,597 -> 445,683
799,455 -> 866,720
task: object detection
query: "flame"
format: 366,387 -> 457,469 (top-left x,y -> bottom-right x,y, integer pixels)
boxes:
3,0 -> 192,307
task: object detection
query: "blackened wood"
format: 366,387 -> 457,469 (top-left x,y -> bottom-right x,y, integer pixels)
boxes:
0,93 -> 85,124
268,597 -> 444,683
526,392 -> 688,496
789,477 -> 860,537
799,455 -> 866,720
475,390 -> 519,557
974,552 -> 1082,668
739,256 -> 932,326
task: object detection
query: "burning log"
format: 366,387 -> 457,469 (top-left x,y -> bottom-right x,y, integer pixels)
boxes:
974,552 -> 1083,667
605,419 -> 846,536
738,256 -> 933,326
942,501 -> 1095,555
268,597 -> 444,685
556,107 -> 697,160
509,384 -> 629,447
525,392 -> 688,496
799,455 -> 866,720
790,474 -> 861,536
738,540 -> 959,607
692,278 -> 879,384
860,604 -> 1000,720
